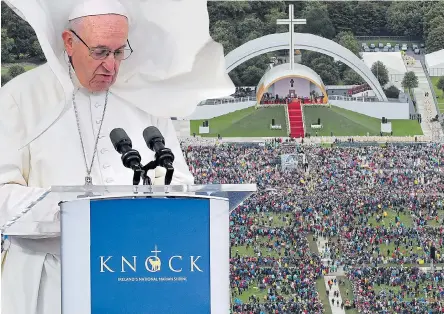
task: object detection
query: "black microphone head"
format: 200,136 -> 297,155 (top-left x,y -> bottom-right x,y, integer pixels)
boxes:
110,128 -> 132,153
143,126 -> 165,151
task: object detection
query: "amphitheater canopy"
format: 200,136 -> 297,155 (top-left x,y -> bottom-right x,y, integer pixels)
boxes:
256,63 -> 327,103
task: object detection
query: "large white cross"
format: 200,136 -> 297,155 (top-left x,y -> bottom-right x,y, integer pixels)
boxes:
276,4 -> 306,70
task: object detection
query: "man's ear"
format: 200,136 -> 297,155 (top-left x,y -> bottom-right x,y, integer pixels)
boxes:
62,30 -> 74,56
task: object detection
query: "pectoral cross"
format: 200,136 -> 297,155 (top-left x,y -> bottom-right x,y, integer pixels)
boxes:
85,175 -> 93,185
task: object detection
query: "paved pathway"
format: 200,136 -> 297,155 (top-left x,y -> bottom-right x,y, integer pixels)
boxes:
317,236 -> 331,266
406,59 -> 443,140
316,235 -> 347,313
324,275 -> 346,314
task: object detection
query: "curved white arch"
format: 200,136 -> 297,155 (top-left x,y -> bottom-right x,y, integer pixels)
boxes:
225,32 -> 388,102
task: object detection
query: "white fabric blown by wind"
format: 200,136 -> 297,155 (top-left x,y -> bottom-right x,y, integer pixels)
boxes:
3,0 -> 234,146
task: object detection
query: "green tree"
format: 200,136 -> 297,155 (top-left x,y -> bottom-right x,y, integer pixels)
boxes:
428,16 -> 444,37
301,51 -> 325,67
371,61 -> 389,87
230,54 -> 270,86
228,71 -> 241,87
334,31 -> 360,56
310,56 -> 340,85
342,68 -> 365,85
424,1 -> 444,37
1,74 -> 12,86
1,2 -> 37,60
437,77 -> 444,94
401,71 -> 419,94
386,2 -> 424,37
301,4 -> 336,39
353,2 -> 389,35
1,28 -> 15,62
425,26 -> 444,53
207,2 -> 249,23
210,20 -> 238,54
240,65 -> 265,86
30,40 -> 46,61
384,85 -> 400,99
263,6 -> 288,34
8,65 -> 26,78
237,15 -> 265,43
326,2 -> 355,33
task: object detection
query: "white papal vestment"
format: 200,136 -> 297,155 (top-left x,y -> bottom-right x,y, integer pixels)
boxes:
0,63 -> 194,314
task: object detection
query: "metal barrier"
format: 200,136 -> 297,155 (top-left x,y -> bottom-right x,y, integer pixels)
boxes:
333,142 -> 380,147
198,96 -> 256,106
356,36 -> 421,43
329,95 -> 380,102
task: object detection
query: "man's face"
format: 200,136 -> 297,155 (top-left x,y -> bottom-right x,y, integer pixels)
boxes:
63,15 -> 129,92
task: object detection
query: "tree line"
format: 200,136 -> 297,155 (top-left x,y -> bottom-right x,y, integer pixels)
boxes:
1,1 -> 444,88
208,1 -> 444,87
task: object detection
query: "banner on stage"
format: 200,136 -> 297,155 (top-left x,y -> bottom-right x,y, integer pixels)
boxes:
281,154 -> 298,170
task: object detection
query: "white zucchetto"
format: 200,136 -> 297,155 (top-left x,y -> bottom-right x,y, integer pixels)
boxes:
68,0 -> 128,21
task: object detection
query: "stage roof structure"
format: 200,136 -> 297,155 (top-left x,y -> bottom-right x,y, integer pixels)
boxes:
256,63 -> 327,103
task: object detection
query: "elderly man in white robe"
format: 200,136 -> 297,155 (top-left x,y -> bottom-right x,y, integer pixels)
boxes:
0,0 -> 234,313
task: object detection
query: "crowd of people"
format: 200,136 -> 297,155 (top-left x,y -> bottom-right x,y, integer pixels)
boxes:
182,140 -> 444,313
348,266 -> 444,313
260,92 -> 324,105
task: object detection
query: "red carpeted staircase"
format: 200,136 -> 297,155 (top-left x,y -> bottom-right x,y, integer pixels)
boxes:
288,101 -> 304,138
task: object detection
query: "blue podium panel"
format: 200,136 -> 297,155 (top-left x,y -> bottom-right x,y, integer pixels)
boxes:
61,196 -> 229,314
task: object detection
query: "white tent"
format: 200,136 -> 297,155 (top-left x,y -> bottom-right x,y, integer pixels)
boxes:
425,49 -> 444,77
362,52 -> 407,87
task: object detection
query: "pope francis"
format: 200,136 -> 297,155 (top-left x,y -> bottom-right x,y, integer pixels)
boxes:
0,0 -> 234,313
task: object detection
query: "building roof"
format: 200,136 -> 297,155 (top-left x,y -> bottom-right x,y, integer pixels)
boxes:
425,49 -> 444,68
256,63 -> 326,102
361,52 -> 407,75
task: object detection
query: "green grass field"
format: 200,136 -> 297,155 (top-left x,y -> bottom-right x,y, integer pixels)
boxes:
1,64 -> 37,76
427,210 -> 444,227
304,105 -> 423,136
236,286 -> 268,303
191,105 -> 423,138
431,77 -> 444,113
316,278 -> 333,314
230,213 -> 295,258
337,276 -> 359,314
366,209 -> 413,228
190,106 -> 288,137
373,282 -> 436,301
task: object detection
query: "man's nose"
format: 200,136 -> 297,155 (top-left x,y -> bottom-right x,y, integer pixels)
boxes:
102,53 -> 117,73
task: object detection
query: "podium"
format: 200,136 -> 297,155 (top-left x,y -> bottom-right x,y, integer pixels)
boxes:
2,184 -> 256,314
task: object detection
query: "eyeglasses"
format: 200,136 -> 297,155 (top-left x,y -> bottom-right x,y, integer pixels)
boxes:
70,29 -> 133,61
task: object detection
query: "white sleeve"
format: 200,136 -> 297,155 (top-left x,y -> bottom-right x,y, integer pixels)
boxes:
0,90 -> 49,229
154,118 -> 194,185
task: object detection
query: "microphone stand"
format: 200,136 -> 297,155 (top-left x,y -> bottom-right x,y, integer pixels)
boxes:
132,165 -> 152,186
139,159 -> 174,186
132,148 -> 175,186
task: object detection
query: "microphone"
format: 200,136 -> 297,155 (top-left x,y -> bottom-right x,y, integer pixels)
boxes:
142,126 -> 175,185
109,128 -> 142,170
